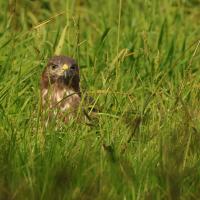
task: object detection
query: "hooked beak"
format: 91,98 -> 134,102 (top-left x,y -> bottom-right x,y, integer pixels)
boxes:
64,70 -> 69,79
62,64 -> 69,71
62,64 -> 70,78
61,64 -> 77,80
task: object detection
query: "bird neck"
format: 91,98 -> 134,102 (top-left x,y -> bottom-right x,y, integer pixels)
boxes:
41,75 -> 80,94
58,77 -> 80,93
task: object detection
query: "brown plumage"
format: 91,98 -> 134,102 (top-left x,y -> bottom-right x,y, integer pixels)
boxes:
40,55 -> 82,123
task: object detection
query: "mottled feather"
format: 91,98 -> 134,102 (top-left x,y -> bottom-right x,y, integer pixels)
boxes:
40,55 -> 98,125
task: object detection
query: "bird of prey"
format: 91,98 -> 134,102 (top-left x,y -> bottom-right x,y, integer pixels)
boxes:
40,55 -> 88,124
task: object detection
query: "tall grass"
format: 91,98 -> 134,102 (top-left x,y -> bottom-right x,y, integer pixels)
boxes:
0,0 -> 200,199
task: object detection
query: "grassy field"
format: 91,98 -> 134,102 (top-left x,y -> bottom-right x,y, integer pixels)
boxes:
0,0 -> 200,199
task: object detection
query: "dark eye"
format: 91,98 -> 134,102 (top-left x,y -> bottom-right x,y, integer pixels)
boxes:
70,64 -> 77,70
51,64 -> 58,70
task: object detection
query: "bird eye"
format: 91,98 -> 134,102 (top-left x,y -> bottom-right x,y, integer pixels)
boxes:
51,64 -> 58,70
70,64 -> 77,70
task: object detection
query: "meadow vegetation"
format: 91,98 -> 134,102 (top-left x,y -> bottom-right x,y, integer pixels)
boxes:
0,0 -> 200,199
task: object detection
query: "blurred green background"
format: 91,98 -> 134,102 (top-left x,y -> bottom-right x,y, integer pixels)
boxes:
0,0 -> 200,199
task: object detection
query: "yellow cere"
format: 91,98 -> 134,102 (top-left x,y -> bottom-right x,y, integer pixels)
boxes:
62,64 -> 69,70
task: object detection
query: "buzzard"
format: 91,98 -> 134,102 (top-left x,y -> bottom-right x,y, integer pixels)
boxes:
40,55 -> 83,123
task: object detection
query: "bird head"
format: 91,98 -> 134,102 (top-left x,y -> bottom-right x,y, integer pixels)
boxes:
44,56 -> 80,86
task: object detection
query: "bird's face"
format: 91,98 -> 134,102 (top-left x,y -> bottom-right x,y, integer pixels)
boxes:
45,56 -> 79,85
